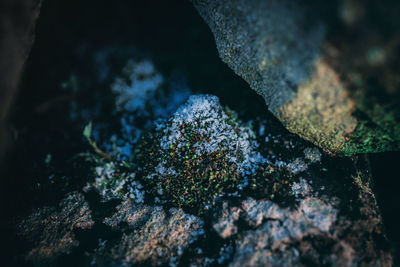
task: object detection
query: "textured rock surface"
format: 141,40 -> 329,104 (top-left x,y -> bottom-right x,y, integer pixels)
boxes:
210,175 -> 391,266
194,0 -> 400,155
18,192 -> 94,264
91,200 -> 204,266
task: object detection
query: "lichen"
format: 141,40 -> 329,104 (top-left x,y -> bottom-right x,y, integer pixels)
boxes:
277,59 -> 358,153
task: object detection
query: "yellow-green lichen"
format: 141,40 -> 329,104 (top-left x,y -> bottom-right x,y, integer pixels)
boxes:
277,59 -> 358,153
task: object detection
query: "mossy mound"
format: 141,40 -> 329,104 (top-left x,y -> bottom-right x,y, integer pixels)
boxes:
134,95 -> 264,213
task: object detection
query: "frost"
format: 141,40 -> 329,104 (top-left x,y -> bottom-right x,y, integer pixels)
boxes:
276,158 -> 308,174
101,60 -> 191,161
291,179 -> 312,198
259,124 -> 266,136
112,59 -> 163,113
158,94 -> 265,177
90,162 -> 144,203
103,115 -> 141,160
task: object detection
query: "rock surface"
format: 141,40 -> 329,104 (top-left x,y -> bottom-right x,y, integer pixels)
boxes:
91,200 -> 204,266
18,192 -> 94,264
194,0 -> 400,155
211,192 -> 390,266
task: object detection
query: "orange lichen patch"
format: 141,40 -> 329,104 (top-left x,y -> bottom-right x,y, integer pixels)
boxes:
277,59 -> 357,152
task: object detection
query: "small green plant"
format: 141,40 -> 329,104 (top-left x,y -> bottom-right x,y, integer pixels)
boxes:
83,122 -> 111,159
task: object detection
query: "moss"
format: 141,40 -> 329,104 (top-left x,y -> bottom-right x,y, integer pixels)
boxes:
137,128 -> 242,213
135,113 -> 246,214
86,95 -> 264,215
248,165 -> 298,206
338,115 -> 399,155
337,98 -> 400,155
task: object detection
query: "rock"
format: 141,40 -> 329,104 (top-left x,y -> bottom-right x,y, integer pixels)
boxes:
193,0 -> 400,155
210,178 -> 391,266
241,198 -> 286,227
0,0 -> 42,161
18,192 -> 94,264
90,200 -> 204,266
212,201 -> 241,238
7,1 -> 396,266
204,124 -> 391,266
231,195 -> 388,266
15,94 -> 392,266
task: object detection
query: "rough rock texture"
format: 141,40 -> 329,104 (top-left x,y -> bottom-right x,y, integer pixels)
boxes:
91,200 -> 204,266
212,201 -> 241,239
194,0 -> 400,155
18,192 -> 94,264
210,175 -> 391,266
